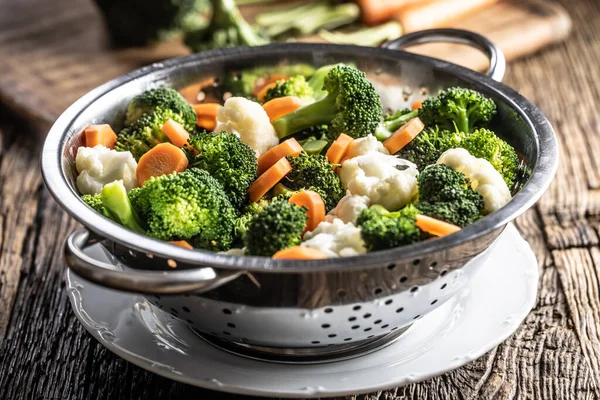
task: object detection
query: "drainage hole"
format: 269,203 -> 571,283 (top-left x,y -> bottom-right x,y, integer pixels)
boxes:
222,331 -> 231,336
348,316 -> 357,322
374,319 -> 382,324
324,307 -> 333,313
373,287 -> 383,295
351,325 -> 360,330
328,334 -> 337,338
222,308 -> 232,315
410,286 -> 419,293
381,324 -> 389,329
311,341 -> 320,344
412,259 -> 421,265
399,276 -> 408,283
440,269 -> 448,277
387,263 -> 396,270
396,307 -> 404,313
441,283 -> 447,290
384,299 -> 393,305
321,323 -> 331,329
363,313 -> 372,319
431,299 -> 438,305
182,306 -> 190,313
353,305 -> 361,311
344,338 -> 352,342
227,323 -> 236,328
364,327 -> 372,332
367,335 -> 375,339
413,315 -> 421,320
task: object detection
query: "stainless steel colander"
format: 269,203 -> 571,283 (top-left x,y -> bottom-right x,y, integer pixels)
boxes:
41,29 -> 557,363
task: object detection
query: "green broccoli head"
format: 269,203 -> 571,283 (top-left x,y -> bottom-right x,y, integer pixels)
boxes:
374,108 -> 420,141
81,193 -> 106,215
459,128 -> 520,187
130,168 -> 236,251
284,152 -> 344,212
416,164 -> 484,227
94,0 -> 209,46
263,75 -> 314,103
396,126 -> 462,170
233,199 -> 269,245
244,200 -> 308,256
420,87 -> 496,133
187,131 -> 258,209
184,0 -> 269,52
115,108 -> 187,160
272,65 -> 383,140
357,204 -> 421,252
125,88 -> 197,131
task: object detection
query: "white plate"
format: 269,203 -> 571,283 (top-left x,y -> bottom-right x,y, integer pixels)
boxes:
66,224 -> 538,398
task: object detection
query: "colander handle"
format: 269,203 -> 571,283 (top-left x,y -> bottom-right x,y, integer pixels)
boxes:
64,228 -> 245,294
382,28 -> 506,82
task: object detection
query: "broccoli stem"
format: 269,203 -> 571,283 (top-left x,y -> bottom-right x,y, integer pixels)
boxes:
101,181 -> 146,234
307,64 -> 342,101
272,94 -> 337,139
374,109 -> 419,140
318,21 -> 403,47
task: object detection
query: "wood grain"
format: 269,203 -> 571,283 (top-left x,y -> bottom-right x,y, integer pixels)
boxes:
0,0 -> 570,130
1,0 -> 600,399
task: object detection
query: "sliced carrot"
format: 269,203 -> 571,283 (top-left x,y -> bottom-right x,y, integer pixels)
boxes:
252,74 -> 289,97
161,119 -> 190,148
257,138 -> 303,175
415,215 -> 461,237
272,246 -> 328,260
263,96 -> 304,123
289,190 -> 326,233
84,124 -> 118,149
169,240 -> 193,250
383,117 -> 425,154
256,81 -> 280,102
358,0 -> 429,25
178,77 -> 215,104
411,100 -> 423,110
326,133 -> 353,165
136,143 -> 189,186
248,157 -> 293,203
193,103 -> 220,131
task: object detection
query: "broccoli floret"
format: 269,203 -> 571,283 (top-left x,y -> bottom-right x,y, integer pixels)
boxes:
459,128 -> 520,187
130,168 -> 236,250
272,65 -> 383,140
101,180 -> 147,234
81,194 -> 106,215
307,64 -> 344,101
374,108 -> 420,140
184,0 -> 269,52
94,0 -> 209,46
244,200 -> 307,256
187,131 -> 258,209
125,88 -> 197,130
419,87 -> 496,133
396,126 -> 462,169
357,204 -> 421,251
115,108 -> 187,160
416,164 -> 484,227
263,75 -> 314,103
233,199 -> 269,245
284,152 -> 344,212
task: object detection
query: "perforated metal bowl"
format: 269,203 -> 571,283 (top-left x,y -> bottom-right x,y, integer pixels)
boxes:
41,30 -> 557,363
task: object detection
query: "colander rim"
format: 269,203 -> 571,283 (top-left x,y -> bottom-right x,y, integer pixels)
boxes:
40,42 -> 558,273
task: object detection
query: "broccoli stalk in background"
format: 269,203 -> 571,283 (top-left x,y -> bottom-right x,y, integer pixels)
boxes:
374,108 -> 419,141
272,65 -> 383,140
318,21 -> 403,47
101,180 -> 147,234
357,204 -> 421,251
255,1 -> 360,38
416,164 -> 484,227
184,0 -> 269,52
244,200 -> 308,256
94,0 -> 209,46
419,87 -> 497,133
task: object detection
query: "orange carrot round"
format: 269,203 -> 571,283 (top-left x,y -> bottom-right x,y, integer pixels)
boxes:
193,103 -> 220,131
272,246 -> 328,260
257,138 -> 303,175
248,157 -> 293,203
161,119 -> 190,148
415,215 -> 461,237
289,190 -> 326,233
411,99 -> 423,110
263,96 -> 304,123
136,143 -> 189,186
326,133 -> 353,165
256,81 -> 279,102
169,240 -> 193,250
383,117 -> 425,154
84,124 -> 118,149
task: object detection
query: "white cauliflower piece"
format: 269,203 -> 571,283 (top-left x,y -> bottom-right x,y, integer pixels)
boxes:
214,97 -> 278,156
339,151 -> 418,211
345,134 -> 389,159
326,192 -> 370,224
75,145 -> 138,195
437,148 -> 511,214
302,218 -> 366,258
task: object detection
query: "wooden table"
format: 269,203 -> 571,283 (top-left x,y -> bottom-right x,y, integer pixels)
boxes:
1,0 -> 599,398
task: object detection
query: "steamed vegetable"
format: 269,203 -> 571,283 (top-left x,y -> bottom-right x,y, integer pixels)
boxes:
357,204 -> 421,251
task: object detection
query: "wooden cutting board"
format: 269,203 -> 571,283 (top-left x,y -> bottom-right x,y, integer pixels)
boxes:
0,0 -> 571,130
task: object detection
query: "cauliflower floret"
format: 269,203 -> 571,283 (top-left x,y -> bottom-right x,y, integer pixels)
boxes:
345,134 -> 389,159
302,218 -> 366,258
339,151 -> 418,211
75,145 -> 137,195
326,192 -> 370,224
437,148 -> 511,213
214,97 -> 279,156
